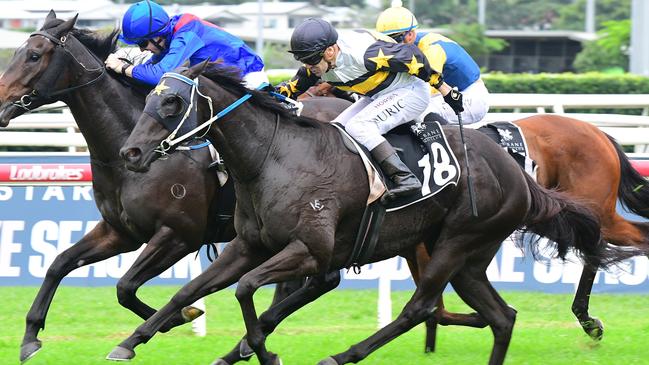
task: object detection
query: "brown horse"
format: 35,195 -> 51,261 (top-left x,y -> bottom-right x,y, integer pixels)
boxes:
304,83 -> 649,349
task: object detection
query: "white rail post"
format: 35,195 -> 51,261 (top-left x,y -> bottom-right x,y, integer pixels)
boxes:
377,260 -> 392,329
62,107 -> 77,152
189,254 -> 207,336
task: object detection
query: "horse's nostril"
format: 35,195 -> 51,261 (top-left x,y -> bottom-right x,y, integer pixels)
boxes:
120,147 -> 141,162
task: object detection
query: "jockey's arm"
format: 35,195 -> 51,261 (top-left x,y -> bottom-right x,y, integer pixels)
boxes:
276,66 -> 320,98
363,41 -> 457,99
131,32 -> 204,86
329,86 -> 360,102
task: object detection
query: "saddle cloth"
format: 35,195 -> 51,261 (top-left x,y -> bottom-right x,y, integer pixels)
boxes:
334,119 -> 461,212
475,121 -> 537,179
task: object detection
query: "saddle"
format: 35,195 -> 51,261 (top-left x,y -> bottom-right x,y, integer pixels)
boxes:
335,119 -> 461,269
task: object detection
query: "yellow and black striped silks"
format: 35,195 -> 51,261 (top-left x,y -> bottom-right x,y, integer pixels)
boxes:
276,66 -> 319,98
277,30 -> 443,99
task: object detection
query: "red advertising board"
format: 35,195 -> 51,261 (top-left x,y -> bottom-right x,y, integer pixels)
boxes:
0,163 -> 92,184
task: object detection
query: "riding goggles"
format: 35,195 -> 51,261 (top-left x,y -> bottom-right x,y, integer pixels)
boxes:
294,50 -> 325,66
136,39 -> 150,49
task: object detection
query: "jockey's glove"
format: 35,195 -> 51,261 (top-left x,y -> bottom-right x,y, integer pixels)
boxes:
443,87 -> 465,114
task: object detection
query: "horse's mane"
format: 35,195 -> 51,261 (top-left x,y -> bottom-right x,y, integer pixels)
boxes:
199,64 -> 322,129
41,18 -> 119,61
39,18 -> 152,96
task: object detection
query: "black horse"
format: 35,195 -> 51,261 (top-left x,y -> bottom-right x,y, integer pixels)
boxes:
112,62 -> 628,365
0,12 -> 351,363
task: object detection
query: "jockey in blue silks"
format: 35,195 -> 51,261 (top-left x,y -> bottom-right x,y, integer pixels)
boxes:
105,0 -> 268,88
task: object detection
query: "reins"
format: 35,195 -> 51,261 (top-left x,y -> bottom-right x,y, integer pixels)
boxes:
153,72 -> 282,181
155,73 -> 268,154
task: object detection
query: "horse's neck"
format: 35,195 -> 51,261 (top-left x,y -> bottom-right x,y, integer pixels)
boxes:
65,75 -> 142,163
209,102 -> 280,182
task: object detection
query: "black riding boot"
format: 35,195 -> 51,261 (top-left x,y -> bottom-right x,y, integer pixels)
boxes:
371,141 -> 422,203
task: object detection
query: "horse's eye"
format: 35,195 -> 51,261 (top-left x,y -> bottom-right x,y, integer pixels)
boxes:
160,95 -> 183,117
28,53 -> 40,62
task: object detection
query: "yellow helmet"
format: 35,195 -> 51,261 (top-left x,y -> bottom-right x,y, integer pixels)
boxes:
376,0 -> 418,35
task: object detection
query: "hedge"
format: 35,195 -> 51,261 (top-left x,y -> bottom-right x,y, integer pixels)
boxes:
269,72 -> 649,114
269,72 -> 649,94
482,72 -> 649,94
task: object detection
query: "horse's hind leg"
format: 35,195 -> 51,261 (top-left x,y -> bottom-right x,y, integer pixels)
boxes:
115,226 -> 202,333
21,220 -> 139,363
450,266 -> 517,365
571,263 -> 603,341
406,244 -> 486,353
320,238 -> 469,365
571,213 -> 649,341
215,272 -> 339,365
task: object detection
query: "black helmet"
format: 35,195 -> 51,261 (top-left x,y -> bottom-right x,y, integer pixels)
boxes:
288,18 -> 338,65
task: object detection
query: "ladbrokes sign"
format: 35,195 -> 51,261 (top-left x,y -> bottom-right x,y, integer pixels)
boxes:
0,164 -> 91,184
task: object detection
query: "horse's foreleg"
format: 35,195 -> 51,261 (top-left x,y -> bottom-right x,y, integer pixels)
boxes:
271,278 -> 308,305
571,263 -> 603,341
235,239 -> 323,365
115,226 -> 201,333
107,237 -> 264,362
215,272 -> 339,365
21,221 -> 138,363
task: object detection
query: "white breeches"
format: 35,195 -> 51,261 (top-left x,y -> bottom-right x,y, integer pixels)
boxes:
331,78 -> 431,150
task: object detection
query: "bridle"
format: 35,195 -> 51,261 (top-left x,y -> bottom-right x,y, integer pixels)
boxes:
12,30 -> 106,111
153,72 -> 274,155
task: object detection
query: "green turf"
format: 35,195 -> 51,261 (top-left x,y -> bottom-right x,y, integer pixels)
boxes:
0,286 -> 647,364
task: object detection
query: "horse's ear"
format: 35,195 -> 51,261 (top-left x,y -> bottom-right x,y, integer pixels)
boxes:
186,59 -> 211,79
52,14 -> 78,37
40,9 -> 58,30
45,10 -> 57,23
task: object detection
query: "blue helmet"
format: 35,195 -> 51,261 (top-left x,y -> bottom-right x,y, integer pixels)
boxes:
120,0 -> 171,45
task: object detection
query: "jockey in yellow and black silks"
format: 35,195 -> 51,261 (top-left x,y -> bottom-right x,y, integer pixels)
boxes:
277,18 -> 464,202
376,1 -> 489,124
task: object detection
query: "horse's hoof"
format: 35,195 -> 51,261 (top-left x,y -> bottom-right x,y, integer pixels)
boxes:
210,359 -> 230,365
317,357 -> 339,365
581,317 -> 604,341
266,353 -> 282,365
239,339 -> 254,359
106,346 -> 135,361
181,306 -> 205,322
20,340 -> 42,363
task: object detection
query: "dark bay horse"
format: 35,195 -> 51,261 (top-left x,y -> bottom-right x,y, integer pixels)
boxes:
305,83 -> 649,347
0,13 -> 351,363
111,62 -> 626,365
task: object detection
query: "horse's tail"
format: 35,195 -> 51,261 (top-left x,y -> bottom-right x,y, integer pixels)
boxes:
605,133 -> 649,218
520,173 -> 636,268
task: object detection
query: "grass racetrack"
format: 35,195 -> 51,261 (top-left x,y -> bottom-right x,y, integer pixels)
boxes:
0,286 -> 648,364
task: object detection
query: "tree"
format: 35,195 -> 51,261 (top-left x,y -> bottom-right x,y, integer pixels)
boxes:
573,19 -> 630,72
554,0 -> 631,31
447,23 -> 507,58
387,0 -> 631,32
